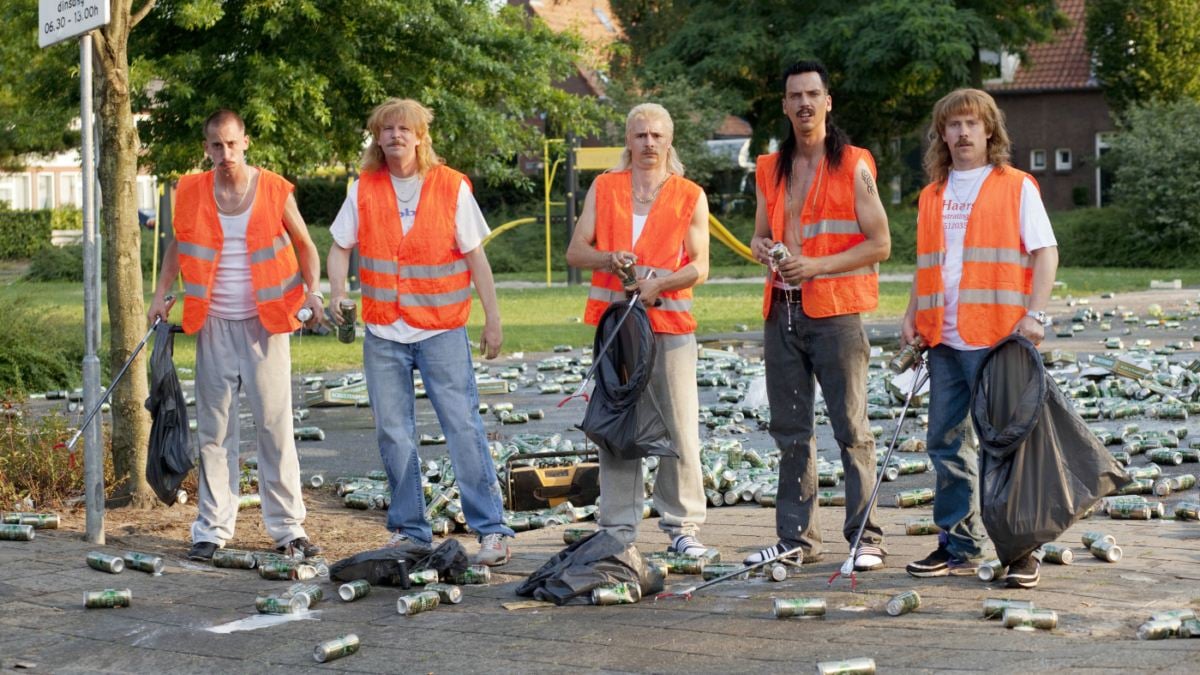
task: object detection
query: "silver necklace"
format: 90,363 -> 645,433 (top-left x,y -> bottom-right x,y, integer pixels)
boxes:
395,178 -> 420,203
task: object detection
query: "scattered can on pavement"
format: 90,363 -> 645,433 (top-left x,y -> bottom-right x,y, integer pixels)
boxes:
885,590 -> 921,616
450,565 -> 491,585
983,598 -> 1034,620
212,548 -> 258,570
976,560 -> 1004,582
86,552 -> 125,574
1080,531 -> 1115,548
773,598 -> 826,619
1089,541 -> 1123,563
592,583 -> 641,605
122,551 -> 165,574
815,657 -> 876,675
1003,608 -> 1058,630
313,634 -> 360,663
425,583 -> 463,604
397,590 -> 441,616
1041,544 -> 1073,565
339,580 -> 371,602
894,488 -> 934,508
0,524 -> 35,541
1136,619 -> 1177,640
84,589 -> 131,609
409,569 -> 439,585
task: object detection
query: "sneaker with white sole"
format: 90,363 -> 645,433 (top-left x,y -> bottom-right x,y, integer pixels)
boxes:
742,541 -> 803,566
1004,554 -> 1040,589
668,534 -> 710,557
472,533 -> 511,566
385,531 -> 432,556
853,544 -> 886,571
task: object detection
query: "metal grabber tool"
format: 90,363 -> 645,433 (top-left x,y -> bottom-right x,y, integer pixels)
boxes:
828,354 -> 930,590
654,543 -> 806,601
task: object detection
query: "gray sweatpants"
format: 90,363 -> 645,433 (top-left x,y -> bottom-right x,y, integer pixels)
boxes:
190,315 -> 307,547
764,297 -> 882,559
598,332 -> 706,545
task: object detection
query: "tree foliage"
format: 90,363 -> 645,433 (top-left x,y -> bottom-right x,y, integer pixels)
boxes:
132,0 -> 609,183
1104,98 -> 1200,262
609,0 -> 1065,155
1086,0 -> 1200,114
0,5 -> 79,171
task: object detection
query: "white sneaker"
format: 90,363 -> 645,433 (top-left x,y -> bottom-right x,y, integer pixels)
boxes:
853,545 -> 886,571
743,541 -> 801,566
472,533 -> 511,566
669,534 -> 710,557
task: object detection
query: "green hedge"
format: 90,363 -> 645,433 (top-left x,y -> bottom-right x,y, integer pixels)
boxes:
293,176 -> 349,227
0,209 -> 53,259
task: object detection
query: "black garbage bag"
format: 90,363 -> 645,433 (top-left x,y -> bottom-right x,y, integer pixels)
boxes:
330,546 -> 419,588
515,529 -> 665,605
578,299 -> 675,459
412,539 -> 470,580
145,323 -> 194,506
971,335 -> 1131,565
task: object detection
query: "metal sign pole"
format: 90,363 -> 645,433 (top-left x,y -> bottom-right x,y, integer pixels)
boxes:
80,33 -> 104,544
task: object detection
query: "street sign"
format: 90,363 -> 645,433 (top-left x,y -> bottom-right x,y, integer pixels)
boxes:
39,0 -> 110,48
574,146 -> 624,171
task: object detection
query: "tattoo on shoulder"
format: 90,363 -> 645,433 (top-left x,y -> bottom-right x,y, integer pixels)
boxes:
861,169 -> 876,197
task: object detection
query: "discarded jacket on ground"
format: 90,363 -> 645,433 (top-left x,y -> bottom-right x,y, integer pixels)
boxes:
577,299 -> 675,459
515,530 -> 665,605
971,335 -> 1131,565
145,323 -> 194,506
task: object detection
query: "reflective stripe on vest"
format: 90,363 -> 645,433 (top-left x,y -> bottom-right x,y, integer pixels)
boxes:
178,241 -> 217,262
255,270 -> 302,302
756,147 -> 879,319
249,233 -> 291,265
587,285 -> 693,313
360,256 -> 399,274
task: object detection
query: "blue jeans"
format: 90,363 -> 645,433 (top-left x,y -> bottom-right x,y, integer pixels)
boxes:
363,328 -> 513,545
926,344 -> 990,560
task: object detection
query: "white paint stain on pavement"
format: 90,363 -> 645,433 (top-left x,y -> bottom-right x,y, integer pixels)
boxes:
206,610 -> 322,633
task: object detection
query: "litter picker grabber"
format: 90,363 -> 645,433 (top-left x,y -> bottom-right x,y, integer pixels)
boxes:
654,543 -> 806,601
64,308 -> 172,453
828,355 -> 930,591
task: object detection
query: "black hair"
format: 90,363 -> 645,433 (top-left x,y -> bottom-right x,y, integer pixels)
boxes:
774,60 -> 850,190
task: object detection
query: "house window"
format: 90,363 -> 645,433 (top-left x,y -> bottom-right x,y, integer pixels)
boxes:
0,174 -> 31,209
37,174 -> 55,209
60,173 -> 83,207
1055,148 -> 1073,171
1030,149 -> 1047,171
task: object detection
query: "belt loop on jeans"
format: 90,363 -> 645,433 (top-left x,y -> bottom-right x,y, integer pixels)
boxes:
772,287 -> 802,304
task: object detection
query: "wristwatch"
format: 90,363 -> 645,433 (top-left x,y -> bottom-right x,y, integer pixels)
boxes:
1026,310 -> 1049,326
308,290 -> 325,301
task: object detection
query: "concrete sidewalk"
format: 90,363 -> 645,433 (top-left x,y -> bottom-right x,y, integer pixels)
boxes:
2,499 -> 1198,674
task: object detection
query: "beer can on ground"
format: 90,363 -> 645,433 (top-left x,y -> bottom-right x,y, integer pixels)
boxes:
1080,531 -> 1115,548
1090,541 -> 1122,563
314,634 -> 360,663
84,588 -> 132,608
818,491 -> 846,507
86,552 -> 125,574
259,560 -> 317,581
1149,608 -> 1195,623
1003,607 -> 1058,630
702,563 -> 750,582
212,548 -> 258,569
1137,619 -> 1177,640
409,568 -> 439,585
425,583 -> 463,604
1041,544 -> 1073,565
886,590 -> 921,616
339,579 -> 371,602
894,488 -> 934,508
286,583 -> 323,610
0,524 -> 35,541
1174,502 -> 1200,521
767,562 -> 789,582
815,658 -> 875,675
255,594 -> 296,614
592,582 -> 641,605
397,590 -> 441,616
1108,503 -> 1153,520
451,565 -> 492,585
904,518 -> 939,536
773,598 -> 826,618
123,551 -> 165,574
3,513 -> 59,529
563,527 -> 595,545
294,426 -> 325,441
1173,473 -> 1197,490
307,473 -> 325,488
1179,618 -> 1200,638
976,559 -> 1004,582
982,598 -> 1034,619
337,299 -> 357,344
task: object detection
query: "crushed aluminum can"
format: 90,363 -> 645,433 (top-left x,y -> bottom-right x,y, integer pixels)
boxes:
84,588 -> 132,609
888,337 -> 927,374
885,590 -> 921,616
815,657 -> 876,675
1080,531 -> 1115,548
1041,544 -> 1073,565
338,579 -> 371,602
313,633 -> 360,663
894,488 -> 934,508
1003,607 -> 1058,630
773,597 -> 826,618
982,598 -> 1034,619
1089,541 -> 1122,563
591,582 -> 641,605
976,559 -> 1004,582
122,551 -> 165,575
0,524 -> 35,541
396,590 -> 441,616
425,583 -> 463,604
86,552 -> 125,574
212,548 -> 258,569
1136,619 -> 1177,640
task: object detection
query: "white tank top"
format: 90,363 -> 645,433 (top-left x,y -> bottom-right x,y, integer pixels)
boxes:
208,207 -> 257,320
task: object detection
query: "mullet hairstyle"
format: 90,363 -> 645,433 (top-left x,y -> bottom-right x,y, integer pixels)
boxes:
774,60 -> 850,190
923,88 -> 1012,186
360,98 -> 443,175
610,102 -> 686,175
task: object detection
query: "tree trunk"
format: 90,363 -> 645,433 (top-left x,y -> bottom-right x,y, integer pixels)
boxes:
94,1 -> 155,508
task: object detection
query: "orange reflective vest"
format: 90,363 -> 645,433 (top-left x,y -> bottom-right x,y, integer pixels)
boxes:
357,165 -> 473,329
915,167 -> 1034,347
756,146 -> 879,319
584,171 -> 701,335
174,169 -> 304,335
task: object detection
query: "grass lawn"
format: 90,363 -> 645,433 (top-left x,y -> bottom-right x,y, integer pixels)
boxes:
3,263 -> 1199,379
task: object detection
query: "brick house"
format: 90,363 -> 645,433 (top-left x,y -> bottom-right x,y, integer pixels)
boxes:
985,0 -> 1114,210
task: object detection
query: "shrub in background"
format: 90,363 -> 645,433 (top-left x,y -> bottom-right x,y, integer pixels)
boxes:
0,405 -> 119,509
26,243 -> 83,281
0,297 -> 86,393
293,176 -> 350,226
0,208 -> 52,258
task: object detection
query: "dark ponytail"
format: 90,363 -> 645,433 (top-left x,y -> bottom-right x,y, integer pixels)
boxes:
774,60 -> 848,190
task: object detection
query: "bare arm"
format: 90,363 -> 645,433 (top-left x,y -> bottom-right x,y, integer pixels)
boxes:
282,193 -> 324,324
638,190 -> 710,304
147,239 -> 180,324
1013,245 -> 1059,345
566,184 -> 635,272
464,245 -> 502,359
327,243 -> 353,325
780,157 -> 890,283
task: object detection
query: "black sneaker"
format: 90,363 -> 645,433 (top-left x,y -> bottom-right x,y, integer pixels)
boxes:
188,541 -> 218,561
1005,554 -> 1040,589
276,537 -> 322,559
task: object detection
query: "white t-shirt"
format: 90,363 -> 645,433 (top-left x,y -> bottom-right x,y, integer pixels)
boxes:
631,213 -> 649,245
939,165 -> 1057,350
330,173 -> 490,344
209,207 -> 257,320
